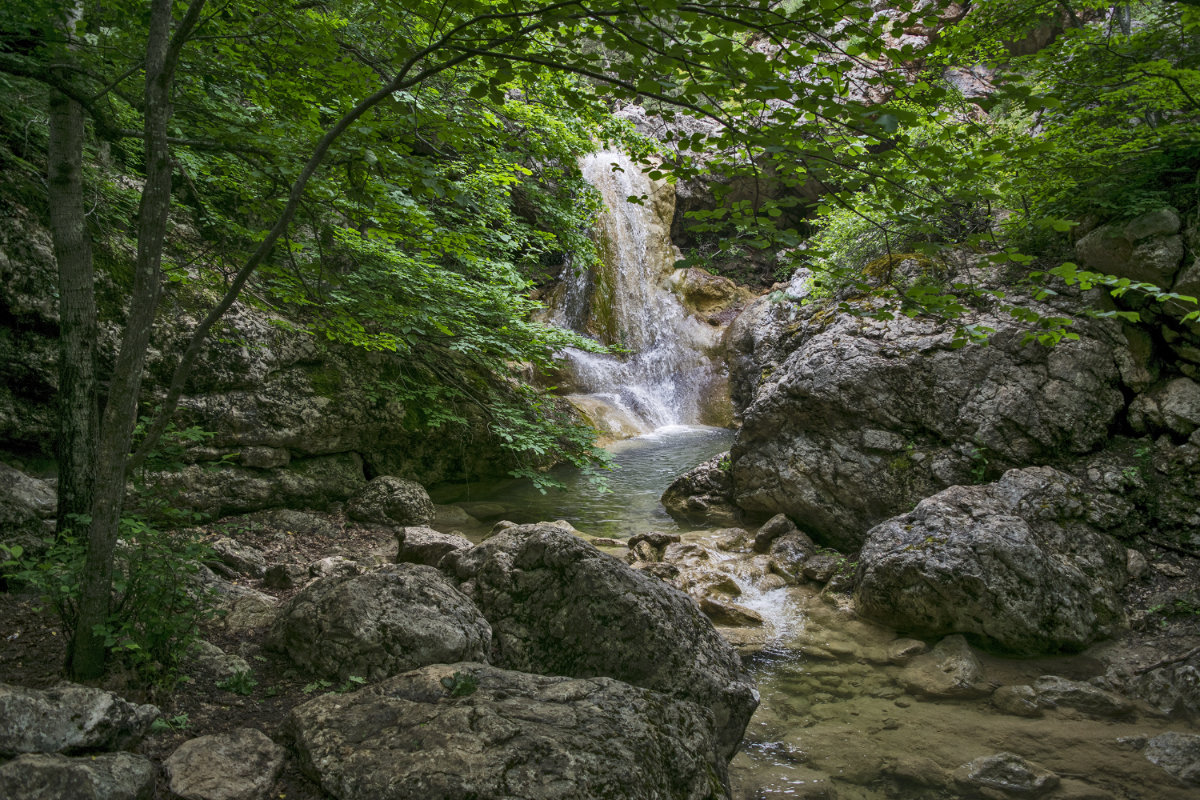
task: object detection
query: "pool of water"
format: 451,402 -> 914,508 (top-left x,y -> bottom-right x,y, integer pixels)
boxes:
430,424 -> 732,538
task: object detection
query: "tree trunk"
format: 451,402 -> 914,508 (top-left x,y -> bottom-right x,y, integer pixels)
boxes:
67,0 -> 181,681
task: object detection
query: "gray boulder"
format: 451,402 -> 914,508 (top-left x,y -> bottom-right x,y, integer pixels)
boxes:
1129,378 -> 1200,437
267,564 -> 490,681
287,662 -> 727,800
855,467 -> 1127,653
952,752 -> 1059,797
445,523 -> 758,762
730,308 -> 1125,550
0,683 -> 158,756
899,635 -> 989,699
396,526 -> 472,567
661,452 -> 738,526
0,752 -> 155,800
164,728 -> 286,800
1143,732 -> 1200,785
1075,207 -> 1185,287
752,513 -> 802,554
347,476 -> 434,526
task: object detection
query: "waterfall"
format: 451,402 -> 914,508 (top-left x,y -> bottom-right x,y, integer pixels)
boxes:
546,150 -> 728,437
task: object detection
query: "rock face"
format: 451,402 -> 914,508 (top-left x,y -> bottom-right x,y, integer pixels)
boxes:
855,467 -> 1127,653
266,564 -> 491,681
164,728 -> 286,800
0,683 -> 159,756
0,752 -> 155,800
287,662 -> 727,800
347,476 -> 434,526
445,523 -> 758,762
727,305 -> 1125,550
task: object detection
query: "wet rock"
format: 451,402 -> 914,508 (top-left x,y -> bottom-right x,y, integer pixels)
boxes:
346,476 -> 433,526
753,513 -> 802,554
287,662 -> 728,800
448,523 -> 758,762
886,638 -> 928,665
953,752 -> 1059,797
802,553 -> 840,583
1033,675 -> 1134,718
699,597 -> 764,627
661,452 -> 738,526
395,526 -> 472,567
674,266 -> 750,313
992,685 -> 1042,718
1076,207 -> 1184,287
629,530 -> 682,552
713,527 -> 751,551
767,533 -> 815,582
730,305 -> 1125,550
0,683 -> 159,756
0,752 -> 155,800
899,635 -> 989,699
164,728 -> 286,800
631,561 -> 682,581
267,564 -> 490,681
1142,731 -> 1200,785
856,467 -> 1127,653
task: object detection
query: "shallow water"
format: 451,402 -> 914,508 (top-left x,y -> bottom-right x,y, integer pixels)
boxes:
438,428 -> 1199,799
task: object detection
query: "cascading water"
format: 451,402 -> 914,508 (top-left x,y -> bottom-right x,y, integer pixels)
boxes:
545,150 -> 728,435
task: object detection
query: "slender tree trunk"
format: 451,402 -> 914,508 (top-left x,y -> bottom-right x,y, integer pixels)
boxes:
68,0 -> 181,680
48,88 -> 97,540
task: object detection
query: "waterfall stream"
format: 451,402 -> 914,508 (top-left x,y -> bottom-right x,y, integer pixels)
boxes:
543,150 -> 728,436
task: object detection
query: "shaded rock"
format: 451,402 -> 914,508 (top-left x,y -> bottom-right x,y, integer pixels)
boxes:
768,532 -> 815,581
899,635 -> 989,698
239,446 -> 289,469
0,752 -> 154,800
287,662 -> 727,800
1122,652 -> 1200,717
188,640 -> 251,682
802,553 -> 840,583
886,638 -> 928,665
0,683 -> 158,755
1129,378 -> 1200,437
1032,675 -> 1134,718
628,530 -> 682,552
262,562 -> 307,590
730,305 -> 1125,550
992,685 -> 1042,718
953,752 -> 1059,797
753,513 -> 801,553
1142,732 -> 1200,785
208,536 -> 267,578
1076,208 -> 1184,286
661,453 -> 738,526
346,476 -> 433,526
699,597 -> 765,627
267,564 -> 490,681
855,467 -> 1127,653
0,461 -> 56,531
164,728 -> 286,800
714,528 -> 751,551
448,523 -> 758,761
395,526 -> 472,567
307,554 -> 360,580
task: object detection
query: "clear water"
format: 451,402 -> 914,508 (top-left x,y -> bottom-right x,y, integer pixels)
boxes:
431,425 -> 732,538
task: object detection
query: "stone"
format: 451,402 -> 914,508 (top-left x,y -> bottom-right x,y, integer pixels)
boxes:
346,476 -> 433,526
208,536 -> 268,578
305,554 -> 359,580
1032,675 -> 1134,718
729,304 -> 1126,550
267,564 -> 490,681
1129,378 -> 1200,437
1142,731 -> 1200,785
0,682 -> 159,756
953,752 -> 1059,797
1126,549 -> 1150,580
394,526 -> 472,567
767,532 -> 815,581
855,467 -> 1127,653
0,461 -> 56,531
1076,208 -> 1185,286
661,452 -> 739,526
447,523 -> 758,762
0,752 -> 155,800
753,513 -> 802,553
262,562 -> 307,590
992,685 -> 1043,718
239,446 -> 290,469
699,597 -> 765,627
188,640 -> 251,682
164,728 -> 286,800
221,591 -> 278,632
899,635 -> 989,698
802,553 -> 840,583
628,530 -> 682,551
287,662 -> 728,800
1122,652 -> 1200,717
886,638 -> 928,664
714,528 -> 751,551
674,266 -> 750,313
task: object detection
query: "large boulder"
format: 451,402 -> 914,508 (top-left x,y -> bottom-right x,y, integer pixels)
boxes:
287,662 -> 728,800
444,523 -> 758,762
347,476 -> 434,526
0,683 -> 159,756
266,564 -> 490,681
728,306 -> 1125,550
855,467 -> 1127,653
0,752 -> 155,800
1075,207 -> 1185,287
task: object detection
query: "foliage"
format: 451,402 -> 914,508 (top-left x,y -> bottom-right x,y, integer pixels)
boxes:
216,670 -> 259,696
